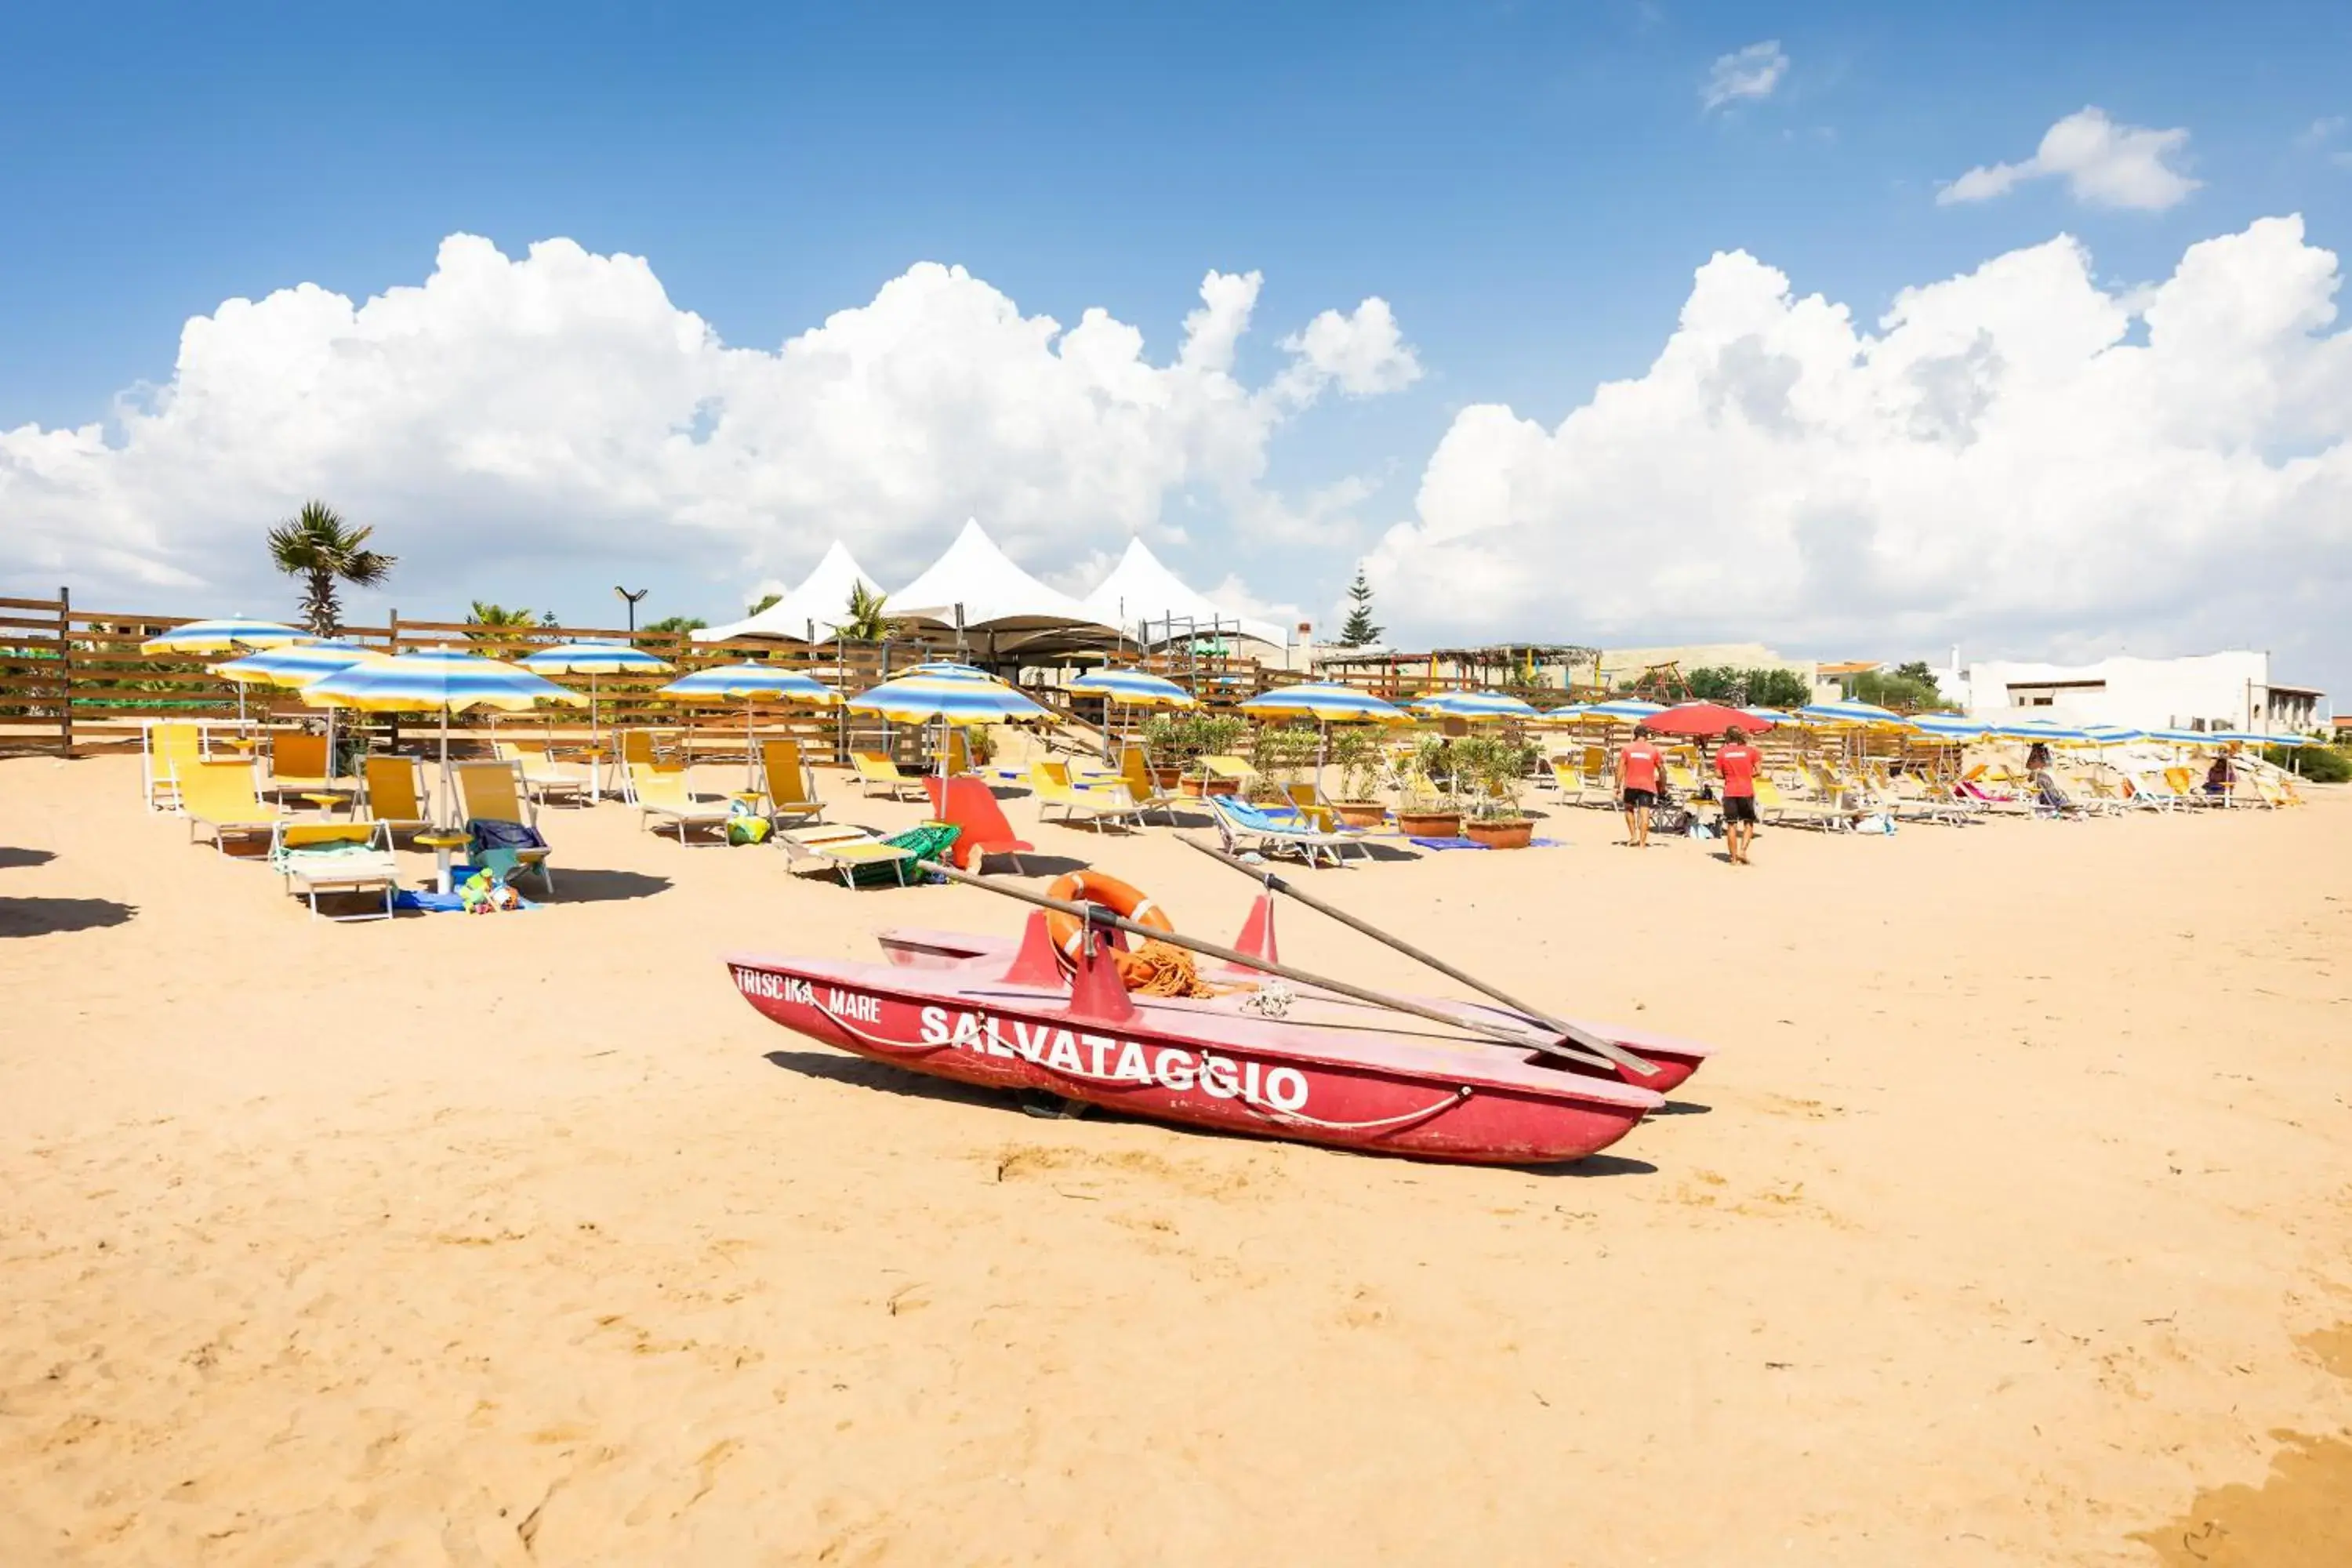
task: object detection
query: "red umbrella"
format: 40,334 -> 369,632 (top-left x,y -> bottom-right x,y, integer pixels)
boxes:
1646,702 -> 1778,739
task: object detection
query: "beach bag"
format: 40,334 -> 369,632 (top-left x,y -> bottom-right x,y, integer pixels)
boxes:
1853,812 -> 1896,835
727,800 -> 771,845
468,818 -> 546,857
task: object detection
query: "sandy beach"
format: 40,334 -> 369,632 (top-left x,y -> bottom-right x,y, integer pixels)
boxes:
2,753 -> 2348,1565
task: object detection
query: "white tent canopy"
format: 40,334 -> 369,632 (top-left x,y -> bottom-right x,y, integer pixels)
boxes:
890,517 -> 1094,633
1079,536 -> 1289,648
695,541 -> 877,642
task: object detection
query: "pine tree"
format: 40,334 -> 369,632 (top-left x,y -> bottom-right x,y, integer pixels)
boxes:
1338,568 -> 1382,647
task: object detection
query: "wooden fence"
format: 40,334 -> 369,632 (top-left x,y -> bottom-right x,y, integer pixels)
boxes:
5,592 -> 1530,762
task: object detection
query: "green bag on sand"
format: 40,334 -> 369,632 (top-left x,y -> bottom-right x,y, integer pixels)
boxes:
728,815 -> 772,845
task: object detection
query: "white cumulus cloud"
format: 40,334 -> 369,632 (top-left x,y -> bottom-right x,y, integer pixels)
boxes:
1701,42 -> 1788,112
1938,107 -> 2199,211
1363,216 -> 2352,677
0,237 -> 1419,611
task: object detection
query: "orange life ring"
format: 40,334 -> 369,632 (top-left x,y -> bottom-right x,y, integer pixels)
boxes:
1047,871 -> 1174,989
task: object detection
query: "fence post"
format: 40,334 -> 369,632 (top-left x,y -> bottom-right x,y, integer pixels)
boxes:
56,585 -> 72,758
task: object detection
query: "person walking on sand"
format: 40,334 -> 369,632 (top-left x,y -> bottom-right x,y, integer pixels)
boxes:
1715,724 -> 1762,866
1617,726 -> 1664,847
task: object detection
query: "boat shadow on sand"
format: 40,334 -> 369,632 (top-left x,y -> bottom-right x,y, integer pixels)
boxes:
763,1047 -> 1666,1175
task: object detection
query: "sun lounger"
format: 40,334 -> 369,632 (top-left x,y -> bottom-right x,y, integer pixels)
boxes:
2164,766 -> 2226,808
1030,760 -> 1147,831
780,821 -> 959,889
270,820 -> 398,921
1544,756 -> 1585,806
267,731 -> 334,797
852,750 -> 927,800
1200,754 -> 1259,789
495,741 -> 589,806
182,759 -> 281,854
1115,744 -> 1181,825
358,756 -> 434,839
1207,794 -> 1366,868
451,760 -> 557,892
143,720 -> 203,811
627,760 -> 732,846
753,739 -> 827,826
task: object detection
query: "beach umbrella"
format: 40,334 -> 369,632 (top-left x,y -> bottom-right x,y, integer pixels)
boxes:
1531,702 -> 1592,725
1072,667 -> 1200,762
1409,691 -> 1541,722
523,643 -> 677,782
1644,702 -> 1777,739
850,672 -> 1051,779
303,649 -> 584,824
140,618 -> 310,656
2209,730 -> 2305,746
1907,713 -> 1994,740
213,641 -> 383,775
1794,700 -> 1908,728
901,661 -> 995,681
1240,683 -> 1410,798
2081,724 -> 2149,746
145,619 -> 314,725
1070,668 -> 1198,707
1995,718 -> 2094,744
1584,698 -> 1668,724
658,662 -> 841,789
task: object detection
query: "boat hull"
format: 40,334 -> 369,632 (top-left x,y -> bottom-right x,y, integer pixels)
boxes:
873,927 -> 1716,1094
726,950 -> 1663,1165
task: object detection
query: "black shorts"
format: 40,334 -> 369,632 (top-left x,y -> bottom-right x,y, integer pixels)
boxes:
1723,794 -> 1758,824
1622,788 -> 1657,809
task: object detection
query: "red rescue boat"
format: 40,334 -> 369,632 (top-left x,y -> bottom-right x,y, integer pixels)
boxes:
725,858 -> 1716,1165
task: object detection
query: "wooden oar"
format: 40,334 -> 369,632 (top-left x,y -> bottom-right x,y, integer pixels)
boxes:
912,859 -> 1620,1073
1178,836 -> 1660,1080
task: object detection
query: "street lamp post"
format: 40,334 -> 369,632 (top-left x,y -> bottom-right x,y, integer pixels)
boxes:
615,586 -> 648,634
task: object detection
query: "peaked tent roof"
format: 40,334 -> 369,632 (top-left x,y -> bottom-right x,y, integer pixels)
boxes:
695,541 -> 879,642
1078,536 -> 1289,648
889,518 -> 1096,633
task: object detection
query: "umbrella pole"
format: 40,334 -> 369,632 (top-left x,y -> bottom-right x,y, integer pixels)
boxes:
439,705 -> 454,829
590,671 -> 602,799
746,698 -> 758,793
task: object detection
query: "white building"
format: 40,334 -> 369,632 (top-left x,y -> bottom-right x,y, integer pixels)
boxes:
1955,650 -> 2327,734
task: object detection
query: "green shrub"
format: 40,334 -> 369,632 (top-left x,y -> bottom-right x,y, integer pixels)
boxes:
2268,743 -> 2351,783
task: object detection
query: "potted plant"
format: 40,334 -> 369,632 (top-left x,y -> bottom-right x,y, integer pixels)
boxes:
1247,723 -> 1319,808
1138,712 -> 1189,790
1327,727 -> 1389,829
1157,713 -> 1247,795
1394,734 -> 1463,838
1456,735 -> 1537,848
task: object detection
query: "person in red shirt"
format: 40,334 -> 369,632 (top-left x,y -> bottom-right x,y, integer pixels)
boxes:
1617,727 -> 1664,847
1715,724 -> 1763,866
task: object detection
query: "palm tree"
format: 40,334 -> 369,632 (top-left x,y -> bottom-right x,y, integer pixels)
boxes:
465,601 -> 542,656
840,580 -> 893,641
266,501 -> 395,637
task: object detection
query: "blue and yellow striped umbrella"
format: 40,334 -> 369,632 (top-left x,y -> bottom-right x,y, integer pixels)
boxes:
850,673 -> 1049,724
1996,717 -> 2093,744
1907,713 -> 1994,740
659,663 -> 839,703
1795,700 -> 1907,728
1069,669 -> 1198,709
140,618 -> 310,656
523,642 -> 675,677
212,641 -> 379,688
1410,690 -> 1539,722
303,648 -> 582,713
900,661 -> 995,681
1238,683 -> 1408,724
660,663 -> 840,787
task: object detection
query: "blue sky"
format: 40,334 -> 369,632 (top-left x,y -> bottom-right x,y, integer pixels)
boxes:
5,2 -> 2350,684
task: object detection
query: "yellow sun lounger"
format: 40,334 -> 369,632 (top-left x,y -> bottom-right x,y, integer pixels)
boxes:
143,720 -> 204,811
181,759 -> 281,855
270,820 -> 398,921
1029,760 -> 1145,831
779,823 -> 918,887
450,760 -> 557,892
359,755 -> 434,838
852,750 -> 927,800
753,739 -> 827,826
628,760 -> 733,846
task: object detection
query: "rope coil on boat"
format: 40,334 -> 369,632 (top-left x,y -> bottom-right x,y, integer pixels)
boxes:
1233,1082 -> 1472,1133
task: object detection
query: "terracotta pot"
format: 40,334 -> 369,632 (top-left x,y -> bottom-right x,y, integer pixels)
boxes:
1203,777 -> 1241,797
1465,818 -> 1533,850
1396,810 -> 1461,837
1331,800 -> 1388,829
1179,775 -> 1207,797
1150,767 -> 1182,791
